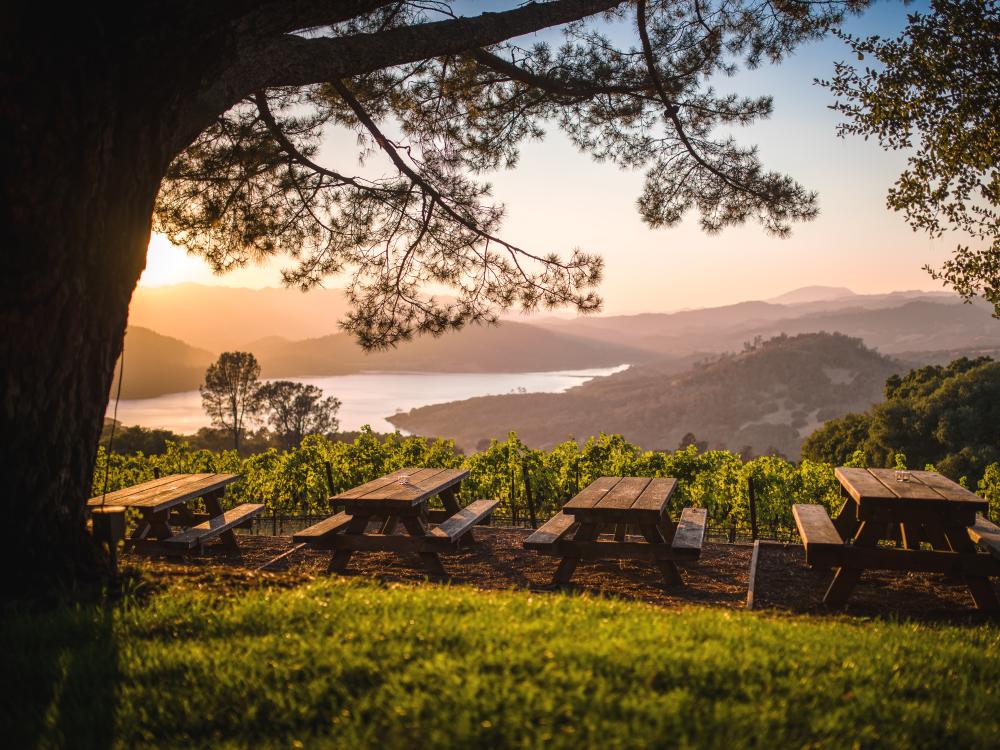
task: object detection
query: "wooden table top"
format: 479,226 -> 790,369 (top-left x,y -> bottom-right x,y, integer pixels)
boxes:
333,467 -> 469,510
87,473 -> 240,514
835,467 -> 988,514
563,476 -> 677,522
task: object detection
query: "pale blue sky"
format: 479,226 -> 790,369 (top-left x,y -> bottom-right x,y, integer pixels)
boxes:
142,1 -> 948,313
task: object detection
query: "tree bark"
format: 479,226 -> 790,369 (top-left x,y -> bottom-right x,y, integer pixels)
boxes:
0,24 -> 172,594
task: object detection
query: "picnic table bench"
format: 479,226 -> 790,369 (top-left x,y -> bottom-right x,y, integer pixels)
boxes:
293,467 -> 498,577
793,467 -> 1000,610
87,473 -> 262,555
524,476 -> 707,586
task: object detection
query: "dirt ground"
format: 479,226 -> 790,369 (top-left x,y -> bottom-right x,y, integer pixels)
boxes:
138,528 -> 752,609
132,528 -> 1000,623
750,542 -> 1000,624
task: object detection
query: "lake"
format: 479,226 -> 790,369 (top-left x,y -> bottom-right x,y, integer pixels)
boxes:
106,366 -> 629,434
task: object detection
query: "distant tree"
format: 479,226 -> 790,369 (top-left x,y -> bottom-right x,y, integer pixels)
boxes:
200,352 -> 263,453
678,432 -> 708,452
258,381 -> 341,449
99,422 -> 181,456
823,0 -> 1000,313
802,357 -> 1000,484
800,412 -> 872,467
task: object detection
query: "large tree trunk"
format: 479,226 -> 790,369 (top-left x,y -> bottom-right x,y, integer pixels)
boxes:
0,34 -> 171,595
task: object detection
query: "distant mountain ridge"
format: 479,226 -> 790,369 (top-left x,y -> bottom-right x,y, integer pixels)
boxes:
388,332 -> 904,457
119,284 -> 999,401
766,285 -> 857,304
250,322 -> 649,377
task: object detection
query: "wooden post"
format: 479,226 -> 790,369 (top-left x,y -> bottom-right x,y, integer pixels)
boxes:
272,507 -> 278,536
747,477 -> 758,541
324,461 -> 336,500
153,466 -> 161,479
509,464 -> 518,526
522,464 -> 538,529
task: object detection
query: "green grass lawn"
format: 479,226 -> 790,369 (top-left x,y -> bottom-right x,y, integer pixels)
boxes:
4,575 -> 1000,750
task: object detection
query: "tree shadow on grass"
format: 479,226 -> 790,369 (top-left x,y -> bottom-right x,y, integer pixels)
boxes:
3,589 -> 121,750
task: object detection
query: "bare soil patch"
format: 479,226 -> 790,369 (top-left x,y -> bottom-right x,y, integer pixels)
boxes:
133,528 -> 752,609
129,530 -> 1000,624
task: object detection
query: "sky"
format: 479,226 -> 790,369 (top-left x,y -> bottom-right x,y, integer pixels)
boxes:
140,0 -> 947,314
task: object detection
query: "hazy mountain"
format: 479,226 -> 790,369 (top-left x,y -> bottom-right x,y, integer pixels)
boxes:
114,321 -> 650,398
388,332 -> 904,457
114,327 -> 214,399
534,292 -> 997,355
253,322 -> 651,377
766,285 -> 856,304
129,283 -> 353,350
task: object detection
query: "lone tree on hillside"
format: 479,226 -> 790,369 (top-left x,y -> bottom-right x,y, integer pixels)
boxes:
200,352 -> 264,453
258,380 -> 341,449
0,0 -> 867,591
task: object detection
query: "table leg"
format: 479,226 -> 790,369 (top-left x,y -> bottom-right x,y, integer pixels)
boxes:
553,522 -> 598,585
439,486 -> 473,543
400,516 -> 448,578
943,526 -> 999,610
203,489 -> 238,550
901,522 -> 924,550
124,512 -> 152,552
380,514 -> 399,535
824,520 -> 883,607
657,515 -> 678,545
172,503 -> 198,527
328,514 -> 371,573
640,523 -> 682,586
613,523 -> 627,542
832,497 -> 861,540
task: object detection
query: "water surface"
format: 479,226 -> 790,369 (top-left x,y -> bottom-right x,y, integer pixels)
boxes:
107,366 -> 628,434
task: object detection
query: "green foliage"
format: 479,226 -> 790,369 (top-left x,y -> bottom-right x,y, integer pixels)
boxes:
93,427 -> 848,531
200,351 -> 263,451
802,357 -> 1000,487
823,0 -> 1000,314
155,1 -> 866,349
6,577 -> 1000,749
257,380 -> 341,449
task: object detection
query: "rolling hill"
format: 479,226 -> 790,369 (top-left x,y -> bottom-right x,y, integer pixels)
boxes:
387,332 -> 904,457
114,321 -> 651,398
128,283 -> 354,351
252,322 -> 650,377
534,292 -> 998,355
114,327 -> 214,399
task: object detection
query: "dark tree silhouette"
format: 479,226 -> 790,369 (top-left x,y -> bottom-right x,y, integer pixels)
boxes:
200,352 -> 264,452
258,381 -> 341,449
0,0 -> 864,591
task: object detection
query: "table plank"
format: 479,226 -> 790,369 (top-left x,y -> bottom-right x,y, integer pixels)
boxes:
867,469 -> 946,501
911,471 -> 988,507
361,468 -> 467,503
595,477 -> 651,511
129,474 -> 239,512
87,474 -> 186,506
836,467 -> 894,503
334,468 -> 415,500
87,473 -> 221,508
632,478 -> 678,516
563,477 -> 622,512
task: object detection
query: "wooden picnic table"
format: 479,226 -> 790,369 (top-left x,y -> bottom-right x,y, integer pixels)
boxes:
87,473 -> 263,555
524,476 -> 707,586
292,467 -> 498,577
793,467 -> 1000,610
